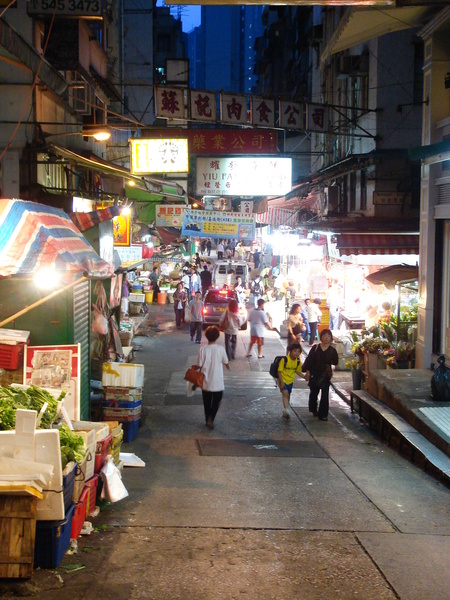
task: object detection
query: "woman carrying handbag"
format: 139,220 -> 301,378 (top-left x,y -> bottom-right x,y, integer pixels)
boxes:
219,299 -> 244,360
302,329 -> 338,421
196,326 -> 230,429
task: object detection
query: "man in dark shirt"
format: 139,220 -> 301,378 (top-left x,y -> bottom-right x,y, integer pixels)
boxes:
200,264 -> 212,298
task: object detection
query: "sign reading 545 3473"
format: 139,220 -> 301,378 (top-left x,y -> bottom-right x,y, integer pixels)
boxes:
27,0 -> 102,17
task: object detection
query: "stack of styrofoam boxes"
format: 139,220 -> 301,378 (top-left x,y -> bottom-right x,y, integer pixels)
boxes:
129,292 -> 145,316
102,363 -> 144,443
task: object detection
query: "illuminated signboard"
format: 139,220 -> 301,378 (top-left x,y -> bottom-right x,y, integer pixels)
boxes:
196,157 -> 292,196
130,138 -> 189,174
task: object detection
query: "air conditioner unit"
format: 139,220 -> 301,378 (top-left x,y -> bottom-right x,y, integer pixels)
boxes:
336,55 -> 368,79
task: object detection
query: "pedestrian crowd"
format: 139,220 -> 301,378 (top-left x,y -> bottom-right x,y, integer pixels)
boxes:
143,239 -> 341,430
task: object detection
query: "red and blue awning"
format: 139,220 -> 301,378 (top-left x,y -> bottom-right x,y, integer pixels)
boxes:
0,199 -> 113,278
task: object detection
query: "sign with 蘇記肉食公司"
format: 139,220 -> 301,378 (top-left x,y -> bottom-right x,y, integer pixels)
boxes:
155,204 -> 186,227
196,156 -> 292,196
181,210 -> 255,242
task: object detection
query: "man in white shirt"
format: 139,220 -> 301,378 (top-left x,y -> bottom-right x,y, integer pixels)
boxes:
216,241 -> 224,259
247,298 -> 273,358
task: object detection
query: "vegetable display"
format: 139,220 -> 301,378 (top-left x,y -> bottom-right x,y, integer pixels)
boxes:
59,424 -> 86,470
0,385 -> 66,430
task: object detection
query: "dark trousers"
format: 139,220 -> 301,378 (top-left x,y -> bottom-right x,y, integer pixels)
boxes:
224,333 -> 237,359
202,390 -> 223,423
174,307 -> 184,327
309,321 -> 318,345
308,381 -> 330,418
217,251 -> 223,259
190,321 -> 202,342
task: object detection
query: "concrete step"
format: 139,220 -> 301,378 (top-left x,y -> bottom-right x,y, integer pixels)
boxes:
350,389 -> 450,485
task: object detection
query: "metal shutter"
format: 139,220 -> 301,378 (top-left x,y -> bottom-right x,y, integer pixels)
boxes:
73,280 -> 90,420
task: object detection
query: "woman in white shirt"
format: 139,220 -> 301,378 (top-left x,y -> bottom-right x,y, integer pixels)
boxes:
196,326 -> 230,429
305,298 -> 322,345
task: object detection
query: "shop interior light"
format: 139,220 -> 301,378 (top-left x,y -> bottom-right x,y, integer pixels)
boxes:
34,267 -> 61,290
120,205 -> 131,216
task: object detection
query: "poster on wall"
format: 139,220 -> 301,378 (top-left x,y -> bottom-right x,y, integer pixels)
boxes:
113,213 -> 131,246
24,344 -> 81,420
181,209 -> 255,242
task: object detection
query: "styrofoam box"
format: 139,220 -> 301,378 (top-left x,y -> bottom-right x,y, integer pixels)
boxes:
129,293 -> 145,303
102,363 -> 145,388
72,421 -> 109,442
0,429 -> 64,521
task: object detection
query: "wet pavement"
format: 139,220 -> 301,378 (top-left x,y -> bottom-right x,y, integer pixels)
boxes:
2,302 -> 449,600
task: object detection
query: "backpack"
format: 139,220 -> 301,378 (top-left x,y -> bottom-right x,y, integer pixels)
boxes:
269,355 -> 300,378
252,280 -> 262,295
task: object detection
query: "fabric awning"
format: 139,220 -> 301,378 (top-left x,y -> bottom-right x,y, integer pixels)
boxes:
321,6 -> 435,62
365,264 -> 418,290
256,207 -> 298,228
0,199 -> 113,278
336,234 -> 419,256
69,206 -> 120,232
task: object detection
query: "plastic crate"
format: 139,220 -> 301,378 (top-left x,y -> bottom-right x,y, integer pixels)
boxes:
122,418 -> 140,443
103,397 -> 142,410
102,404 -> 141,421
0,342 -> 25,370
62,462 -> 77,512
70,486 -> 89,540
34,503 -> 75,569
85,475 -> 99,517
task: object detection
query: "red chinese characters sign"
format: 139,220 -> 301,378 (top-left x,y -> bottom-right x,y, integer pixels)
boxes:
142,129 -> 278,155
155,86 -> 186,119
190,90 -> 216,122
252,97 -> 275,128
220,93 -> 248,126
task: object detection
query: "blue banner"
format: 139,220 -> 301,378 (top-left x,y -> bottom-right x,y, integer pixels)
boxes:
181,209 -> 255,241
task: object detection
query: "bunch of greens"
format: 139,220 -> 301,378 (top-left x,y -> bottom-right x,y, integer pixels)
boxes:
59,424 -> 86,470
0,385 -> 66,430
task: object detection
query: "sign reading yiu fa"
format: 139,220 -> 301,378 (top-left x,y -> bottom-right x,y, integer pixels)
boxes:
196,157 -> 292,196
182,210 -> 255,242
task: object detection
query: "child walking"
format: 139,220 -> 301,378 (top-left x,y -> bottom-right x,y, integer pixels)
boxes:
277,342 -> 303,420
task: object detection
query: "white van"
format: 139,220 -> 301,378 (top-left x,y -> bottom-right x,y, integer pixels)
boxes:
212,260 -> 249,290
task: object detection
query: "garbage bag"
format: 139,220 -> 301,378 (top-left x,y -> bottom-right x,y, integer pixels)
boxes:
99,455 -> 129,503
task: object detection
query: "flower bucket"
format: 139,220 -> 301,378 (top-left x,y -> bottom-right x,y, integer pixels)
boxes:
352,369 -> 362,390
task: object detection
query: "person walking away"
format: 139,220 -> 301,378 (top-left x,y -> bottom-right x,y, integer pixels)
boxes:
196,326 -> 230,429
300,303 -> 310,343
286,303 -> 306,348
327,282 -> 343,330
247,298 -> 273,358
225,243 -> 233,259
278,343 -> 303,420
250,275 -> 264,308
219,299 -> 244,360
191,268 -> 201,297
173,282 -> 187,328
121,273 -> 131,317
253,248 -> 261,269
188,291 -> 204,343
194,253 -> 202,268
305,298 -> 322,345
302,329 -> 338,421
235,242 -> 245,261
150,266 -> 160,302
206,239 -> 212,256
181,269 -> 191,299
216,240 -> 224,259
200,264 -> 212,298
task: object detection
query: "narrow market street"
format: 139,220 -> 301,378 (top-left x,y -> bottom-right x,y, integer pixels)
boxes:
4,302 -> 450,600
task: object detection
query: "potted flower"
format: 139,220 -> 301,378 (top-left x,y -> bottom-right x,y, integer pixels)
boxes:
387,342 -> 415,369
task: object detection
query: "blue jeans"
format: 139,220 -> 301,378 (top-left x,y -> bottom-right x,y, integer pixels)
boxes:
190,321 -> 202,342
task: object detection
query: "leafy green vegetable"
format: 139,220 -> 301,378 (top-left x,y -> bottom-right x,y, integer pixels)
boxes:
59,424 -> 86,469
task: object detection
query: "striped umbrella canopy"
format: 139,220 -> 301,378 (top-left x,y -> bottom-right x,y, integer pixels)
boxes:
0,199 -> 113,278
